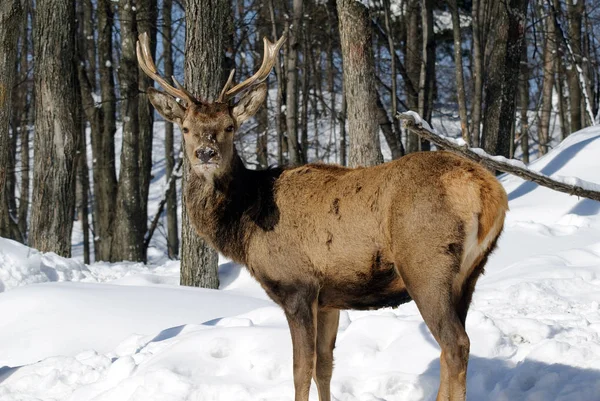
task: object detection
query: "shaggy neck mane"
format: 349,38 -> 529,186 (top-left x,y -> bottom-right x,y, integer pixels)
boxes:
186,152 -> 283,264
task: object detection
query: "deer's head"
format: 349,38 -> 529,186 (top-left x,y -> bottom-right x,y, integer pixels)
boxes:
136,33 -> 285,178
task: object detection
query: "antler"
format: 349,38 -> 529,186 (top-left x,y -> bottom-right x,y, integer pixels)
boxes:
217,34 -> 287,103
136,32 -> 196,105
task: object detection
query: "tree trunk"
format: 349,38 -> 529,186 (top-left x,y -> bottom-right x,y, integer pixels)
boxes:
17,9 -> 31,242
162,0 -> 179,259
0,0 -> 24,240
449,0 -> 470,145
376,95 -> 403,159
519,40 -> 530,164
76,0 -> 92,264
268,0 -> 285,166
481,0 -> 528,158
566,0 -> 584,132
337,0 -> 381,167
470,0 -> 487,147
137,0 -> 157,235
553,0 -> 569,140
180,0 -> 226,288
94,0 -> 118,260
418,0 -> 435,151
111,0 -> 145,262
286,0 -> 304,165
404,0 -> 421,153
382,0 -> 403,157
539,9 -> 555,156
30,0 -> 80,256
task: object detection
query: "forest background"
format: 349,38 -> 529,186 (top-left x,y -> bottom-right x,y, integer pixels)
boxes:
0,0 -> 599,288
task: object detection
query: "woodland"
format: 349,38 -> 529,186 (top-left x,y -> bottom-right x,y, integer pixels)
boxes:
0,0 -> 599,287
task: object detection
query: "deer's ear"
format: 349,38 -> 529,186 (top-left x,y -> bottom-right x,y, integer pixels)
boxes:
232,83 -> 267,126
147,87 -> 186,124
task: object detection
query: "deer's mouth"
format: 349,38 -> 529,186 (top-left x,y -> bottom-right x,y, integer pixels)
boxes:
193,160 -> 220,175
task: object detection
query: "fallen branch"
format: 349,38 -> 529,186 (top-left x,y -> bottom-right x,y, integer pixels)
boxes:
397,111 -> 600,202
144,155 -> 184,249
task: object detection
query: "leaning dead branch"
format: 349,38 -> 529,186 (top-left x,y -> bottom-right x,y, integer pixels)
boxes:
397,112 -> 600,203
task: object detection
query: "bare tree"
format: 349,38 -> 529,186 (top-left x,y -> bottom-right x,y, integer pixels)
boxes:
539,5 -> 555,155
481,0 -> 529,158
16,7 -> 31,241
162,0 -> 179,259
30,0 -> 80,256
286,0 -> 304,165
337,0 -> 381,167
449,0 -> 470,145
137,0 -> 157,234
519,40 -> 530,163
111,0 -> 145,262
76,0 -> 93,263
404,0 -> 421,153
566,0 -> 585,132
179,0 -> 227,288
94,0 -> 118,260
0,0 -> 25,240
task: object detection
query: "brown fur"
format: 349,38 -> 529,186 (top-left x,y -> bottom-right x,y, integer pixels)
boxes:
145,79 -> 508,401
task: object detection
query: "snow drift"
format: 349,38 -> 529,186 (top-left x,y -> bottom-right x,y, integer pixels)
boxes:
1,127 -> 600,401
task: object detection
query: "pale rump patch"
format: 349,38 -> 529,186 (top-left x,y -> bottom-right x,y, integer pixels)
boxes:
454,209 -> 505,299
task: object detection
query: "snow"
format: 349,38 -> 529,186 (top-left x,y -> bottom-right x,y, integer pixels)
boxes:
2,127 -> 600,400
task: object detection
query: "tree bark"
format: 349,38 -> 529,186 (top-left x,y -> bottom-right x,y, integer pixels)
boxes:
111,0 -> 145,262
162,0 -> 179,259
519,43 -> 530,164
404,0 -> 421,153
539,9 -> 555,156
481,0 -> 528,158
470,0 -> 485,147
418,0 -> 435,151
17,9 -> 31,241
286,0 -> 304,165
0,0 -> 24,240
337,0 -> 381,167
449,0 -> 470,145
381,0 -> 403,157
180,0 -> 226,288
566,0 -> 584,132
30,0 -> 80,256
94,0 -> 118,260
76,0 -> 92,264
268,0 -> 285,166
137,0 -> 157,235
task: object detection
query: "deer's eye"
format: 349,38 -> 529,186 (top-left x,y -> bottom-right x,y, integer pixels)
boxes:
182,127 -> 189,134
225,125 -> 234,133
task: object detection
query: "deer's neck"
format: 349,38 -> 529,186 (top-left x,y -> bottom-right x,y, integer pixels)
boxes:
185,153 -> 283,264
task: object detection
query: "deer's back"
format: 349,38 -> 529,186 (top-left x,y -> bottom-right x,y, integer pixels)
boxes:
245,151 -> 507,309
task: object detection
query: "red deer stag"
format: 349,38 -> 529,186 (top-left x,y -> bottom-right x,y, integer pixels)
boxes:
137,33 -> 508,401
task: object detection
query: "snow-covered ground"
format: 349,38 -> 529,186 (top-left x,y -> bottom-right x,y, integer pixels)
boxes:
2,126 -> 600,401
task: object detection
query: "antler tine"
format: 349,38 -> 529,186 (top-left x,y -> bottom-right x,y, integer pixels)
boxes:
217,69 -> 236,103
136,32 -> 195,105
219,33 -> 287,103
172,75 -> 198,104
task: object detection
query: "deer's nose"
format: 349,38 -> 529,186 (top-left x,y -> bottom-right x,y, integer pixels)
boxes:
195,148 -> 217,163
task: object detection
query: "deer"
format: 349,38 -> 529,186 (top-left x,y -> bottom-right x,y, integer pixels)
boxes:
136,32 -> 508,401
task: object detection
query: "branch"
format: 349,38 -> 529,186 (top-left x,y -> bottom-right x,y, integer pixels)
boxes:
144,155 -> 184,249
546,0 -> 596,126
397,112 -> 600,202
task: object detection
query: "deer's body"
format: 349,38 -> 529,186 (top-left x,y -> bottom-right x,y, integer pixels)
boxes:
137,32 -> 508,401
187,150 -> 506,311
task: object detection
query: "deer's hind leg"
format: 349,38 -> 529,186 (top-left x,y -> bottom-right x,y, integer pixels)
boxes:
313,309 -> 340,401
400,254 -> 470,401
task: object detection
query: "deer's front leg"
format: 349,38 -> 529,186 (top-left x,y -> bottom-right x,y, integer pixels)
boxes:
283,287 -> 319,401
